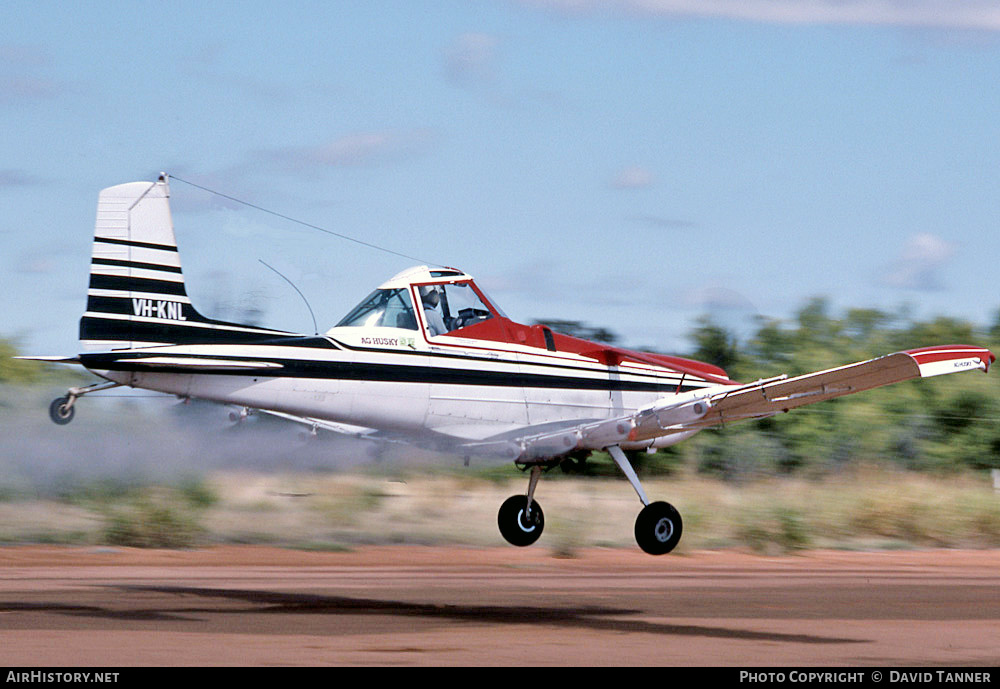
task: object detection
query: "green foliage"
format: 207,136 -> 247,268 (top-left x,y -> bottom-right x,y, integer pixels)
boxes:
101,501 -> 197,548
0,336 -> 87,389
96,486 -> 210,548
0,338 -> 51,385
62,478 -> 218,549
688,315 -> 742,376
683,303 -> 999,478
734,504 -> 811,554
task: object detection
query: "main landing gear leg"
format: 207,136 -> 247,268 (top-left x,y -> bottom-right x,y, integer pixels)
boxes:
49,381 -> 122,425
498,465 -> 545,547
607,445 -> 683,555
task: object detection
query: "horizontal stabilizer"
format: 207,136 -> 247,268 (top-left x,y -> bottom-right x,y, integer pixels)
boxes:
13,355 -> 81,364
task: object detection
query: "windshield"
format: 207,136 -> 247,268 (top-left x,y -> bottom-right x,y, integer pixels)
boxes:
336,288 -> 418,330
418,281 -> 497,336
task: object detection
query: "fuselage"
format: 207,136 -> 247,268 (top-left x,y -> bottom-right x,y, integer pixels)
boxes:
82,318 -> 731,450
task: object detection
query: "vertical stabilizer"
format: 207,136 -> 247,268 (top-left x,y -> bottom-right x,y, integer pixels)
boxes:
80,175 -> 289,350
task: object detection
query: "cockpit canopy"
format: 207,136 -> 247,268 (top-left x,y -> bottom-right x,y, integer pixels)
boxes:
332,266 -> 504,337
327,267 -> 734,384
336,288 -> 418,330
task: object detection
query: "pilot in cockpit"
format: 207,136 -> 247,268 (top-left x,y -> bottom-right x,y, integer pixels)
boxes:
419,285 -> 447,336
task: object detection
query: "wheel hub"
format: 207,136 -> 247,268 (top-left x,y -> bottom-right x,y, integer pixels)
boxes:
517,508 -> 538,532
654,517 -> 674,542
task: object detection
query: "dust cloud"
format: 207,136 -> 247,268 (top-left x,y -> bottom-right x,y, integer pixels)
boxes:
0,385 -> 463,497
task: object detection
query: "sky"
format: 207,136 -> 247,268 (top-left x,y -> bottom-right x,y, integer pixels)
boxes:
2,0 -> 999,359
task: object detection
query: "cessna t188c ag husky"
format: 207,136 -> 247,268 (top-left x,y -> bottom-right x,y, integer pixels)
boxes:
23,176 -> 996,554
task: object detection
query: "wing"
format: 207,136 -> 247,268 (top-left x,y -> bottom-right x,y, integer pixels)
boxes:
694,344 -> 994,429
477,344 -> 994,460
223,344 -> 993,463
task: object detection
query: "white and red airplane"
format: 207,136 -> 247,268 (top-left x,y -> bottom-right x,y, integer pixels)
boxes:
22,176 -> 995,554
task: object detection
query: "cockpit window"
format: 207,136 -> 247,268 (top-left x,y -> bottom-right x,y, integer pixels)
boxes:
336,288 -> 418,330
418,281 -> 495,336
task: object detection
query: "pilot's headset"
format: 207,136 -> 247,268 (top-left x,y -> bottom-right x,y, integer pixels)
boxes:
420,285 -> 440,306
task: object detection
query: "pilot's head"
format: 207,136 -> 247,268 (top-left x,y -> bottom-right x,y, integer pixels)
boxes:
420,285 -> 440,307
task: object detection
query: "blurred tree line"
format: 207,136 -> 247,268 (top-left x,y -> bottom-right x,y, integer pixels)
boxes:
682,300 -> 1000,479
0,338 -> 90,391
0,338 -> 60,385
5,300 -> 1000,479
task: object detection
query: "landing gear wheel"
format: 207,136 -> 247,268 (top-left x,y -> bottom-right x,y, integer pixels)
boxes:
498,495 -> 545,547
634,501 -> 682,555
49,396 -> 75,425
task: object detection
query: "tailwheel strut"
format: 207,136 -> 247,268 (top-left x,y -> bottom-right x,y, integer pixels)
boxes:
48,381 -> 122,425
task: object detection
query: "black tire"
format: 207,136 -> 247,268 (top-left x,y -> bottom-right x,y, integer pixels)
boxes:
49,396 -> 75,425
498,495 -> 544,547
634,501 -> 682,555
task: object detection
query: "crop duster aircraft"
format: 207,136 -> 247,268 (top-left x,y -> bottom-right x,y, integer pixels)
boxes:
20,176 -> 996,554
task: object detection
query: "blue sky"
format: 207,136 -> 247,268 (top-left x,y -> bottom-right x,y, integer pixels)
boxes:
3,0 -> 999,358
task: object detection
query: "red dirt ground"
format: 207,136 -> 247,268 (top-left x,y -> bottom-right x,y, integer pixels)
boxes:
1,545 -> 998,666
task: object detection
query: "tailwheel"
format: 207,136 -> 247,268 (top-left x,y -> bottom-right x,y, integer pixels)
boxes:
49,396 -> 75,425
46,381 -> 122,425
634,501 -> 683,555
498,495 -> 545,547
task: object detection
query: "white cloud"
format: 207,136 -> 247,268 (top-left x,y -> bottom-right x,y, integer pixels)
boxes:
628,214 -> 697,229
681,285 -> 757,311
0,76 -> 60,104
611,165 -> 654,189
524,0 -> 1000,31
444,33 -> 501,88
261,129 -> 436,171
881,232 -> 956,290
0,44 -> 61,104
0,169 -> 41,187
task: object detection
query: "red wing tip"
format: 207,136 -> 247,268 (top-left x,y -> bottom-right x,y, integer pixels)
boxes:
903,345 -> 994,374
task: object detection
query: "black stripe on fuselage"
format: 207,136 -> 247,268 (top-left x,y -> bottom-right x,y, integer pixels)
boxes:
94,237 -> 179,252
78,315 -> 299,345
78,314 -> 716,389
79,321 -> 710,388
81,351 -> 708,393
327,336 -> 703,387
